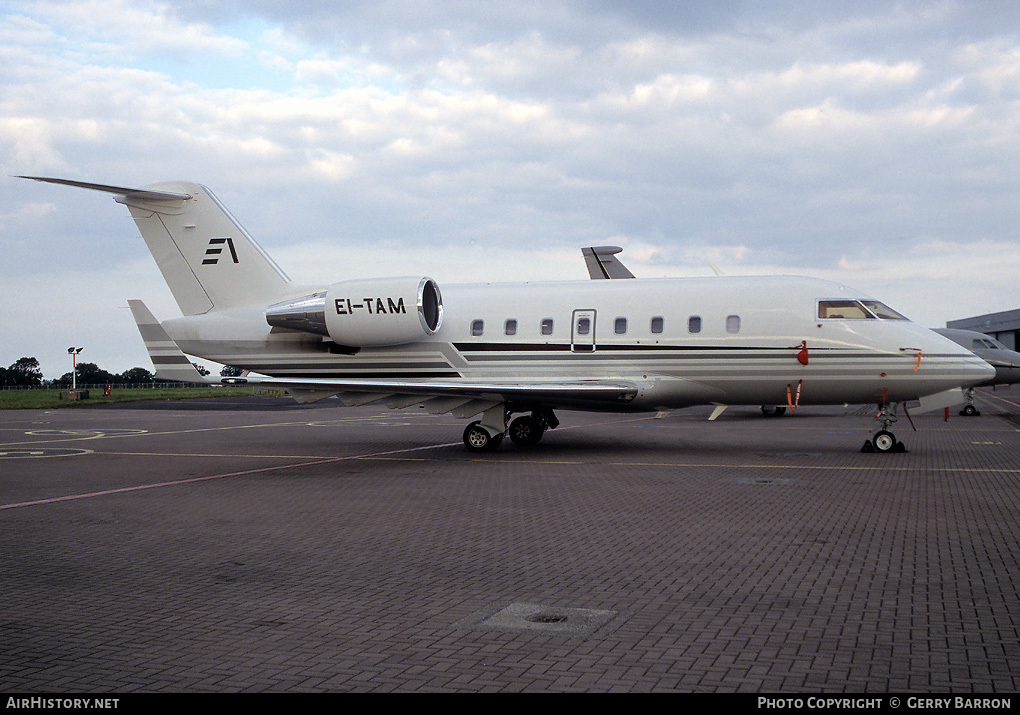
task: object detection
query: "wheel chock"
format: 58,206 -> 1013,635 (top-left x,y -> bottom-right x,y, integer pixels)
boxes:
861,440 -> 907,454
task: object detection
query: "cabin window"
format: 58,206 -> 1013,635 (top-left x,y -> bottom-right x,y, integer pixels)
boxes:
688,316 -> 701,333
650,316 -> 664,334
541,318 -> 554,335
726,315 -> 741,333
471,319 -> 484,336
577,317 -> 591,335
859,300 -> 908,320
615,317 -> 627,335
817,300 -> 874,320
505,319 -> 517,336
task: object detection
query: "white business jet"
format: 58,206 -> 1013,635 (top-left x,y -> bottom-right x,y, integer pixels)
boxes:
933,328 -> 1020,416
21,177 -> 993,453
581,245 -> 1013,427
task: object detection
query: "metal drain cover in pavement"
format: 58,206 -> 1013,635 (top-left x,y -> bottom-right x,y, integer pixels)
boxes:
460,602 -> 621,638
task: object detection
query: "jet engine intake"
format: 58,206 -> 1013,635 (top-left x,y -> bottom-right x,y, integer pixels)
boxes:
266,277 -> 443,347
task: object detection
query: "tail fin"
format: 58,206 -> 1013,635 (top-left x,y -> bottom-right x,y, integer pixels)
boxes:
20,177 -> 291,315
582,246 -> 635,279
128,299 -> 210,383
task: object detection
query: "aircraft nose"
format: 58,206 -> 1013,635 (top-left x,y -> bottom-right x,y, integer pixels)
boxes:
966,357 -> 997,385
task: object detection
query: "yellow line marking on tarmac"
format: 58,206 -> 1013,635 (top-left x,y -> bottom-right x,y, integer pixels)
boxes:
91,449 -> 1020,475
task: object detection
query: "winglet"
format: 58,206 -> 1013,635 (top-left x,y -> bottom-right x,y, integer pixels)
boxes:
582,246 -> 635,279
128,300 -> 210,383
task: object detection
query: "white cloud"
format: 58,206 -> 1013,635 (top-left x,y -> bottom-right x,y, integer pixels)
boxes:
23,0 -> 249,59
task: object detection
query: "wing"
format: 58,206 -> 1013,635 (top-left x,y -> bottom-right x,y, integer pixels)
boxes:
129,300 -> 638,418
223,372 -> 638,406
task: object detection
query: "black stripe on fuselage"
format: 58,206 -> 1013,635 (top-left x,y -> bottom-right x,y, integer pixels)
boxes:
452,342 -> 969,357
240,362 -> 453,371
454,342 -> 826,352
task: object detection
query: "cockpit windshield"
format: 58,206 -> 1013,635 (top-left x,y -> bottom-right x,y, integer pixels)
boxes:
817,300 -> 874,319
859,300 -> 908,320
817,300 -> 910,321
972,338 -> 1003,350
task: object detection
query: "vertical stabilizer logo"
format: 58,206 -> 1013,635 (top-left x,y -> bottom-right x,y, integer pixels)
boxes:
203,237 -> 238,265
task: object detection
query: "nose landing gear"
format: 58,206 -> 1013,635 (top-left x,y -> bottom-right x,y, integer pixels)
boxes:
959,388 -> 981,416
871,429 -> 899,453
861,402 -> 908,453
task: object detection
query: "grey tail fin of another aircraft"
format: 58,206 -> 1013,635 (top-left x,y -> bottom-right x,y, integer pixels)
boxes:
128,300 -> 210,383
582,245 -> 635,279
19,176 -> 292,315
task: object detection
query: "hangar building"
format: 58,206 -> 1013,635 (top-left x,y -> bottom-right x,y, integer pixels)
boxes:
947,308 -> 1020,350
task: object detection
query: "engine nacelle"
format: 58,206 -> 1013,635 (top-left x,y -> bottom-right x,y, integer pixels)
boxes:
266,276 -> 443,347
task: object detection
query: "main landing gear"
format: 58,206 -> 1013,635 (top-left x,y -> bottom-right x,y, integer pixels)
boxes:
861,401 -> 908,453
760,405 -> 787,417
462,421 -> 503,452
462,406 -> 559,453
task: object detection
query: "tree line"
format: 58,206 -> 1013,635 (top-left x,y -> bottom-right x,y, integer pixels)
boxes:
1,357 -> 238,388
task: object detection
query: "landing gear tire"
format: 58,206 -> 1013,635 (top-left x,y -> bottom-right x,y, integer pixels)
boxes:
761,405 -> 787,417
463,421 -> 503,453
960,405 -> 980,416
872,430 -> 897,453
508,415 -> 545,447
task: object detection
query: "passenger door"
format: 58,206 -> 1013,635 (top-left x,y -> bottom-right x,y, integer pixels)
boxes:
571,309 -> 596,352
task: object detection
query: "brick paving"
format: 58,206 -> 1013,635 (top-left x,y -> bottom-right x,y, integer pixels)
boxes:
1,388 -> 1018,692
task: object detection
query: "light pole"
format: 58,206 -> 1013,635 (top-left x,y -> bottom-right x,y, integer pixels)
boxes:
68,347 -> 83,400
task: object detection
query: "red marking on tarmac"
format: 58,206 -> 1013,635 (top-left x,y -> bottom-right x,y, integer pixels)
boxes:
976,389 -> 1020,408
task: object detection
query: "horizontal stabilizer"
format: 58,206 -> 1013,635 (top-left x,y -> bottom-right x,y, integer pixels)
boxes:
17,176 -> 191,201
128,300 -> 210,384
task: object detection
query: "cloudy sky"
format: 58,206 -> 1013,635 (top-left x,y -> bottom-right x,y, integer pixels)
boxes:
2,0 -> 1019,378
